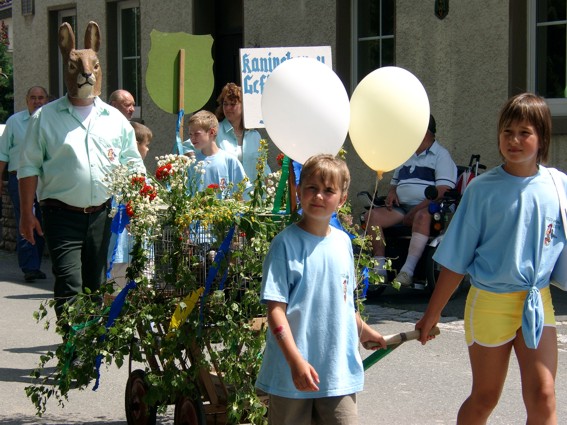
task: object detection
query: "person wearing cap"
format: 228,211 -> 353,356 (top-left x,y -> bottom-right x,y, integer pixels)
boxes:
364,114 -> 457,287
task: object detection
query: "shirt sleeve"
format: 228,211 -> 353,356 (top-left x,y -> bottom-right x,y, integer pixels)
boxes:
433,185 -> 480,274
260,237 -> 290,304
18,112 -> 43,178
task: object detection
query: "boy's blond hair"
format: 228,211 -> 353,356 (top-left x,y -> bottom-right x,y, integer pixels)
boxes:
130,121 -> 153,144
188,110 -> 219,136
299,154 -> 350,195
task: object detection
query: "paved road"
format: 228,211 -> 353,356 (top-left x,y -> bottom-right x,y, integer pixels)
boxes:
1,250 -> 567,424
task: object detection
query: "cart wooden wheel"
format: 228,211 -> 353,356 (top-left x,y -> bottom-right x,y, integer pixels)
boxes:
174,395 -> 206,425
125,369 -> 157,425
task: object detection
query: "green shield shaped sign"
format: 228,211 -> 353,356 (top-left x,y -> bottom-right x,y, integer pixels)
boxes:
146,30 -> 214,114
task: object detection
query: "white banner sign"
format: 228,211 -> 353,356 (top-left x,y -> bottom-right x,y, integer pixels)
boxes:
239,46 -> 332,129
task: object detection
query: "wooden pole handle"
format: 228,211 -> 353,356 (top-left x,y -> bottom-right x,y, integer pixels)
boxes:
363,326 -> 440,350
178,49 -> 185,141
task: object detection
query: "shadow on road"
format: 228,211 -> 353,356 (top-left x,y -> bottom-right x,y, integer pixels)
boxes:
0,366 -> 56,385
4,344 -> 59,355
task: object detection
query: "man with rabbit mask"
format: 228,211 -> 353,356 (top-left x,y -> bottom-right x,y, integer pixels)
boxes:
18,22 -> 145,328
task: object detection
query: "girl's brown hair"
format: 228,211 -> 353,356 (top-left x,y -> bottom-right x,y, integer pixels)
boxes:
498,93 -> 552,164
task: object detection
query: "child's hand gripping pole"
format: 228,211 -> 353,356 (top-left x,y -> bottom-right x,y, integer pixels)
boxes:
362,326 -> 441,371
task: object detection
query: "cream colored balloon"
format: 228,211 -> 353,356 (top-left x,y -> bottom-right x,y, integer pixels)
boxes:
349,67 -> 430,174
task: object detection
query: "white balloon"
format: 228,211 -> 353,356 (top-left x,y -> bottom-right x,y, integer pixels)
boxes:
261,58 -> 350,164
349,66 -> 430,173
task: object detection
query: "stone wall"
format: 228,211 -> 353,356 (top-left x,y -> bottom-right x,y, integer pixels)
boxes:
0,178 -> 16,251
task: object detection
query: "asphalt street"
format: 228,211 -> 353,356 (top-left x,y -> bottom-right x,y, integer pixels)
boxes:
1,249 -> 567,424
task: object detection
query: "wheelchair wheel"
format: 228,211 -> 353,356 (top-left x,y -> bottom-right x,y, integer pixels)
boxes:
125,369 -> 157,425
424,245 -> 441,294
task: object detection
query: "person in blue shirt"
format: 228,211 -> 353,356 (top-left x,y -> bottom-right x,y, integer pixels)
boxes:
0,86 -> 49,282
256,154 -> 385,425
186,110 -> 249,198
214,82 -> 271,183
416,93 -> 565,424
108,121 -> 152,288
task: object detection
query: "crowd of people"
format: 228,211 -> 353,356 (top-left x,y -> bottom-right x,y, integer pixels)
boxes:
0,21 -> 566,425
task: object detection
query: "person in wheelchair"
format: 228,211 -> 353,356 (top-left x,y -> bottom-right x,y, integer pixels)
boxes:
364,114 -> 457,287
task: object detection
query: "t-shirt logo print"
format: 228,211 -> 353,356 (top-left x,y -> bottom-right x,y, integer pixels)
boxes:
544,223 -> 554,246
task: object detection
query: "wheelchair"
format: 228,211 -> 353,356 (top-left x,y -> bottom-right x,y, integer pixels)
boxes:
358,155 -> 485,297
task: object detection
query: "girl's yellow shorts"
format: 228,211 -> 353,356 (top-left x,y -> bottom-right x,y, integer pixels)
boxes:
464,285 -> 556,347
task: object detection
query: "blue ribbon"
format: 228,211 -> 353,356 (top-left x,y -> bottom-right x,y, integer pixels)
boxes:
107,203 -> 130,279
198,226 -> 236,333
361,266 -> 370,298
522,286 -> 544,349
92,280 -> 137,391
174,109 -> 185,154
330,212 -> 356,239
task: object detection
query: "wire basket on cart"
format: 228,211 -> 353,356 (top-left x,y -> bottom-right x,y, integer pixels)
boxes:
146,225 -> 212,297
124,215 -> 290,425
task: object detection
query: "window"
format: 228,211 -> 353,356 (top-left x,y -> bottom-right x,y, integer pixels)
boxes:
351,0 -> 395,88
57,9 -> 76,98
118,0 -> 141,117
529,0 -> 567,115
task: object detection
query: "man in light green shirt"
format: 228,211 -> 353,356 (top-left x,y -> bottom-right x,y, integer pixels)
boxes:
19,21 -> 145,324
0,86 -> 48,282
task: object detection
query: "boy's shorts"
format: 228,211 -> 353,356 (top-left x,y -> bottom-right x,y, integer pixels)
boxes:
464,285 -> 556,347
268,393 -> 357,425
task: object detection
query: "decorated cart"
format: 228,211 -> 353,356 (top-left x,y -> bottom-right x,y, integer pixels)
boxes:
26,144 -> 378,425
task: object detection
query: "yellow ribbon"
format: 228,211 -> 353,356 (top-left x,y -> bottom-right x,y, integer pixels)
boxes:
167,287 -> 204,337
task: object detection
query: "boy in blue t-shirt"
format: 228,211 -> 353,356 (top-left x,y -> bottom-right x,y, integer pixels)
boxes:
108,122 -> 152,288
256,154 -> 386,424
186,110 -> 249,198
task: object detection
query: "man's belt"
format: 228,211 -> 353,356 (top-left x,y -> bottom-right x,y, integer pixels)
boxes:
40,198 -> 110,214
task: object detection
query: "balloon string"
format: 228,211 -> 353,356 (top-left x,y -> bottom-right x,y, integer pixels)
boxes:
355,174 -> 381,301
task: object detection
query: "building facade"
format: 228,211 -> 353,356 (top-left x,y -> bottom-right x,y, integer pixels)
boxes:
7,0 -> 567,212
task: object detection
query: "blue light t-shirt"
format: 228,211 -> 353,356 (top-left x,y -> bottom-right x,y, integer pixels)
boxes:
255,224 -> 363,399
434,165 -> 567,347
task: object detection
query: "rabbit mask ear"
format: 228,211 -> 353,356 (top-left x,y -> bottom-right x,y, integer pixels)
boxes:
59,21 -> 102,99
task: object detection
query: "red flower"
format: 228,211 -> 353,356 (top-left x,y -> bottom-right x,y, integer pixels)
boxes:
130,176 -> 145,187
125,201 -> 135,217
207,183 -> 220,190
156,163 -> 173,181
140,184 -> 157,201
276,153 -> 285,167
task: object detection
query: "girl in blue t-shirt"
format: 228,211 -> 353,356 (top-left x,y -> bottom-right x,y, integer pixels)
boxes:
416,93 -> 566,424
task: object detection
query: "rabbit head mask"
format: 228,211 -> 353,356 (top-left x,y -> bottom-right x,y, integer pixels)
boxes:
58,21 -> 102,99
